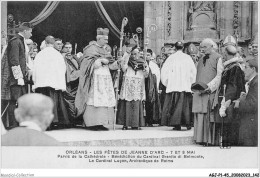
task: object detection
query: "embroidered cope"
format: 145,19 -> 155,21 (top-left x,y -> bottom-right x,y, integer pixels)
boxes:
119,66 -> 146,101
87,65 -> 116,107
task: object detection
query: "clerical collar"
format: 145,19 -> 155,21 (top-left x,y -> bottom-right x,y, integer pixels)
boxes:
18,32 -> 25,39
247,75 -> 256,85
20,121 -> 42,132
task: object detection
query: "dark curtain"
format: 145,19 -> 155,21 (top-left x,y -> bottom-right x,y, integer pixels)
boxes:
101,1 -> 144,36
7,1 -> 144,53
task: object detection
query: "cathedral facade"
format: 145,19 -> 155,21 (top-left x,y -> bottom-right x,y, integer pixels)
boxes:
1,1 -> 258,54
144,1 -> 258,54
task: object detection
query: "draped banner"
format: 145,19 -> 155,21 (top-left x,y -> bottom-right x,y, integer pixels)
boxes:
94,1 -> 120,39
29,1 -> 60,26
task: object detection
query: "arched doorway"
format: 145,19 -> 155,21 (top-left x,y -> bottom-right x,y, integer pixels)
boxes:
7,1 -> 144,52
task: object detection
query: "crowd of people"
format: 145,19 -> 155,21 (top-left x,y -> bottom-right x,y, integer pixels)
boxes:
1,22 -> 258,147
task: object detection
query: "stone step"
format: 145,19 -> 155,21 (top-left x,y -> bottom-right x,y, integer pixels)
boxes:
45,125 -> 199,147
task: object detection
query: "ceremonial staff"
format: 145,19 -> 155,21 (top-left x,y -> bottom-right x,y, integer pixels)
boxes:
220,84 -> 227,147
75,43 -> 77,55
142,24 -> 158,118
113,45 -> 117,60
143,24 -> 158,60
113,17 -> 128,131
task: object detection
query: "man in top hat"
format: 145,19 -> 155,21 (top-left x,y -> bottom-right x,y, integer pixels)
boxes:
234,59 -> 258,146
6,22 -> 33,129
192,38 -> 224,146
75,28 -> 119,131
161,41 -> 196,130
187,43 -> 199,67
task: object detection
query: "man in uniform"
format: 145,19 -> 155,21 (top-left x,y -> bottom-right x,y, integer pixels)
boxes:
7,22 -> 33,129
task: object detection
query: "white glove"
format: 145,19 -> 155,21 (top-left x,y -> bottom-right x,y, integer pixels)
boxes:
219,99 -> 231,117
76,52 -> 83,58
233,100 -> 240,108
18,78 -> 25,86
219,105 -> 227,117
27,69 -> 33,79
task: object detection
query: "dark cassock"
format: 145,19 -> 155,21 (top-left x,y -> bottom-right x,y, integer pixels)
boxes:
62,53 -> 81,124
217,57 -> 246,146
161,42 -> 197,130
116,48 -> 149,130
145,60 -> 161,126
192,49 -> 223,145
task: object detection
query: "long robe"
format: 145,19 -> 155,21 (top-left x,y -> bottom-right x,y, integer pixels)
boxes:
161,51 -> 196,127
192,51 -> 223,145
33,46 -> 68,125
75,41 -> 117,127
145,70 -> 161,125
116,53 -> 149,128
216,58 -> 246,146
63,55 -> 81,120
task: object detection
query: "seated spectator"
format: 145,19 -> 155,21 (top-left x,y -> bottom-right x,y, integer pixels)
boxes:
1,93 -> 64,146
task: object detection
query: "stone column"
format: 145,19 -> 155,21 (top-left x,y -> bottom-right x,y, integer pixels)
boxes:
169,1 -> 183,42
1,1 -> 7,36
155,1 -> 165,55
241,1 -> 251,40
218,1 -> 226,40
144,1 -> 155,50
223,1 -> 234,37
251,1 -> 258,37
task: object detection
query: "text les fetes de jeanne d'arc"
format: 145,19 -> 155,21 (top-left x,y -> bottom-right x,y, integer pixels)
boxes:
57,150 -> 205,163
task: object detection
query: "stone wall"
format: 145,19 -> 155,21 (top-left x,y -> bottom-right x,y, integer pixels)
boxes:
144,1 -> 258,54
1,1 -> 7,37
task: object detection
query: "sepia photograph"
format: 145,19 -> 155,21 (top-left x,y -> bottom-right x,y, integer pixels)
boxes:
1,0 -> 259,177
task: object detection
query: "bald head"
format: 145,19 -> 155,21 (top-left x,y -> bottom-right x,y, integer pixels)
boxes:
225,45 -> 237,55
15,94 -> 54,130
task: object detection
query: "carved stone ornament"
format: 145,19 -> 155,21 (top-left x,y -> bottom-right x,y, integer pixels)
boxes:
167,1 -> 172,37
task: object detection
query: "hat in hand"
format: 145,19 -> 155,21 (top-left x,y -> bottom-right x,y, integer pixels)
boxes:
191,82 -> 208,92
